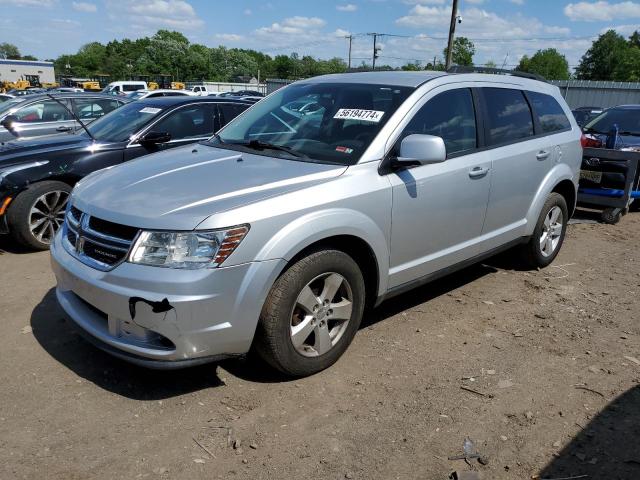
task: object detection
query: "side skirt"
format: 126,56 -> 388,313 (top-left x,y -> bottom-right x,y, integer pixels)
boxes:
375,237 -> 528,307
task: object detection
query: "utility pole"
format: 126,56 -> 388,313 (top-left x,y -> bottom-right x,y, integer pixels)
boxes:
345,35 -> 353,70
445,0 -> 459,70
368,33 -> 381,70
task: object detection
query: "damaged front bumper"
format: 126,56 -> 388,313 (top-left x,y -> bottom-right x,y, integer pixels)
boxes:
50,230 -> 286,368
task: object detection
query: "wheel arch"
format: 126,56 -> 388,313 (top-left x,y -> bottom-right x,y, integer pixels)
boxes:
525,164 -> 577,236
254,208 -> 390,302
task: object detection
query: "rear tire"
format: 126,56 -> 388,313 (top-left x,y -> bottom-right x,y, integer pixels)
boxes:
7,181 -> 71,251
254,249 -> 365,377
520,193 -> 568,268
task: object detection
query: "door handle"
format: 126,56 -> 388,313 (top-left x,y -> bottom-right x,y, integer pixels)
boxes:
536,150 -> 550,160
468,166 -> 489,179
56,126 -> 73,132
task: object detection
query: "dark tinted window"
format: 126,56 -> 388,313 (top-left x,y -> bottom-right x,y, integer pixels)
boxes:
402,88 -> 477,155
153,104 -> 214,140
122,84 -> 144,92
218,103 -> 249,126
585,107 -> 640,134
528,92 -> 571,133
483,88 -> 534,145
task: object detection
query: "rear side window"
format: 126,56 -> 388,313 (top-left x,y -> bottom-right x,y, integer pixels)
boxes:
123,84 -> 144,92
401,88 -> 477,156
483,88 -> 534,146
527,91 -> 571,133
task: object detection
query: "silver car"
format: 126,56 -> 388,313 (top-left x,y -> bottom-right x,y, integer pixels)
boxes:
51,71 -> 582,376
0,93 -> 127,143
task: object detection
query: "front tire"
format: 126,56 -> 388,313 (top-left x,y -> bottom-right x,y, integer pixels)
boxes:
520,192 -> 568,268
255,249 -> 365,377
7,181 -> 71,251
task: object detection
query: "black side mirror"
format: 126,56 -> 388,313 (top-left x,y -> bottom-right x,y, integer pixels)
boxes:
139,131 -> 171,145
1,115 -> 18,134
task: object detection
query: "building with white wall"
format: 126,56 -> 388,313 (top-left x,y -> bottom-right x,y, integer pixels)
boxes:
0,59 -> 55,84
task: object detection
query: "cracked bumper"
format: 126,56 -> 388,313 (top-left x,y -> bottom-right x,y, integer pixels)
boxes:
50,230 -> 286,368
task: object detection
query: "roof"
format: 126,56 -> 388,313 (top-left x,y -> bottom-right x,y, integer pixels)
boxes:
0,59 -> 53,67
299,71 -> 448,88
3,92 -> 131,104
138,96 -> 255,107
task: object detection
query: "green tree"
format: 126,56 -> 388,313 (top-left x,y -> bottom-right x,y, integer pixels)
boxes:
484,60 -> 497,68
0,42 -> 21,59
517,48 -> 570,80
401,62 -> 422,71
21,55 -> 38,61
576,30 -> 629,80
444,37 -> 475,66
612,46 -> 640,81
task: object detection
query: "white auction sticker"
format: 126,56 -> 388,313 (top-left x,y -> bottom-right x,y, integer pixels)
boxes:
140,107 -> 162,114
333,109 -> 385,123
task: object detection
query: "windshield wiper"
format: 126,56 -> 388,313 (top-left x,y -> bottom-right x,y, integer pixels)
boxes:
230,139 -> 307,158
583,126 -> 607,135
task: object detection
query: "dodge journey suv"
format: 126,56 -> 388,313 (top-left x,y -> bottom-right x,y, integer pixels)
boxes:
51,71 -> 582,377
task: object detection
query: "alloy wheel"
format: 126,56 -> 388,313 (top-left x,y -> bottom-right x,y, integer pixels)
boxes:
28,190 -> 69,245
539,205 -> 564,258
290,272 -> 353,357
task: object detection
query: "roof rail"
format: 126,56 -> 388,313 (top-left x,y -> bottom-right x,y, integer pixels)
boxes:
447,65 -> 548,83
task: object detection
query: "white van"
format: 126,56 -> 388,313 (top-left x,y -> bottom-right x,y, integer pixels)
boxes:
102,81 -> 148,96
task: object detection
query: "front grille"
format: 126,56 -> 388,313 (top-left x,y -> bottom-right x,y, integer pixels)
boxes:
63,207 -> 139,271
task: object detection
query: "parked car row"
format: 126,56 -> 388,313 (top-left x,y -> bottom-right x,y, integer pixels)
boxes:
0,96 -> 253,249
0,70 -> 578,377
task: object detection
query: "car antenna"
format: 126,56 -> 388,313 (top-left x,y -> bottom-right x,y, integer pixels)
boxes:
45,94 -> 95,141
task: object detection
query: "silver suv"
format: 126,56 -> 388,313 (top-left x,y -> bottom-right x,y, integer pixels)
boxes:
51,71 -> 581,376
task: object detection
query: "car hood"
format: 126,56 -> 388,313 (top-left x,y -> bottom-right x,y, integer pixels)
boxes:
72,143 -> 348,230
0,133 -> 92,166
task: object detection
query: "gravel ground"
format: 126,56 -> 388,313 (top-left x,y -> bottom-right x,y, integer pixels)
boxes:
0,211 -> 638,480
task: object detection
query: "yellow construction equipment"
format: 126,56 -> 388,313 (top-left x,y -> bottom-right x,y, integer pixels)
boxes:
148,82 -> 159,90
171,82 -> 185,90
79,81 -> 101,91
0,80 -> 30,93
41,82 -> 59,89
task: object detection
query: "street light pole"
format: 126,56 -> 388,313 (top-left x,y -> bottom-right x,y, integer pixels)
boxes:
445,0 -> 459,70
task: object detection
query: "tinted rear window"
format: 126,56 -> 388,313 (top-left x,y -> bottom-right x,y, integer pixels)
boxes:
483,88 -> 534,146
528,91 -> 571,133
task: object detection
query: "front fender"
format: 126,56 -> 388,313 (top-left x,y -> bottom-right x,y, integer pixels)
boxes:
525,163 -> 577,236
256,208 -> 390,297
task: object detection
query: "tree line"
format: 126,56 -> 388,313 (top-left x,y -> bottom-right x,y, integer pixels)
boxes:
4,28 -> 640,82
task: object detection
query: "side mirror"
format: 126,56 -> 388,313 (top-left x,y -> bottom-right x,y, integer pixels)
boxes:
1,115 -> 18,134
396,134 -> 446,165
139,131 -> 171,145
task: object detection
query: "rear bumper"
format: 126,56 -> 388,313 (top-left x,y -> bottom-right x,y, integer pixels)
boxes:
50,229 -> 286,368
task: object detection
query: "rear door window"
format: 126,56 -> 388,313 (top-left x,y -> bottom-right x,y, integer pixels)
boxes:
482,88 -> 534,146
527,92 -> 571,133
72,98 -> 122,120
400,88 -> 477,156
218,103 -> 250,126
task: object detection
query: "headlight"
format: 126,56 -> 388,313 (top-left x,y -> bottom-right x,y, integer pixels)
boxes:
128,225 -> 249,269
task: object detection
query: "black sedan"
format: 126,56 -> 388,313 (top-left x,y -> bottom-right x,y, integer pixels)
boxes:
0,96 -> 253,249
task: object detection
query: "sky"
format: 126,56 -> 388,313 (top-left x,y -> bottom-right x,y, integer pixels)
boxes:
1,0 -> 640,69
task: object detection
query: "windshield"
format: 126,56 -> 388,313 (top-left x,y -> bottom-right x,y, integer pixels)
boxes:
585,108 -> 640,134
86,102 -> 164,142
212,82 -> 413,164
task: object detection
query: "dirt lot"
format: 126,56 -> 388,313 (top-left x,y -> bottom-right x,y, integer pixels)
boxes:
0,211 -> 638,480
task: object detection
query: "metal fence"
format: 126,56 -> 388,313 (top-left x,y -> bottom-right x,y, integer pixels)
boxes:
266,78 -> 295,94
550,80 -> 640,109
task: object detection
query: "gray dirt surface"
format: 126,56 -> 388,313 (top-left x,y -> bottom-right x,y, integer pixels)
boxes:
0,212 -> 638,480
